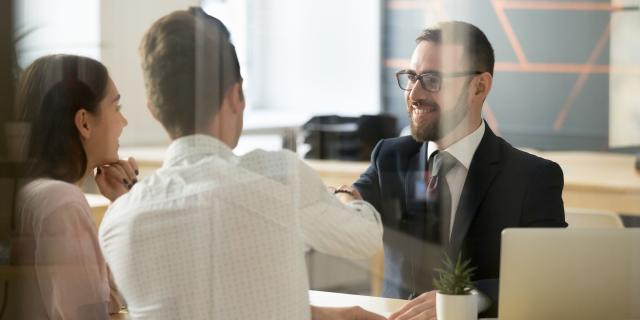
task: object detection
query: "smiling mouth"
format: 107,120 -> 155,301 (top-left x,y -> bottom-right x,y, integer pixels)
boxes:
411,104 -> 438,115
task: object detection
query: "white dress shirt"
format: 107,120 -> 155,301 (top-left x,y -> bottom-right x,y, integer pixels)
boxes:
427,121 -> 491,312
99,134 -> 383,320
427,121 -> 485,235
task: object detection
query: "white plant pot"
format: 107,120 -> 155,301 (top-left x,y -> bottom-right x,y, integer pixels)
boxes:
436,291 -> 478,320
4,121 -> 31,162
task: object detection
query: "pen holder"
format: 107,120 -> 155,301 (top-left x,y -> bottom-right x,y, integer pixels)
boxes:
436,291 -> 478,320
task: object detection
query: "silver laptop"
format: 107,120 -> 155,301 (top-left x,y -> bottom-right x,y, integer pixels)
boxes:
499,228 -> 640,320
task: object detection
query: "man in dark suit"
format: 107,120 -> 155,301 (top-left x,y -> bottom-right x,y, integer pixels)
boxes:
351,21 -> 567,319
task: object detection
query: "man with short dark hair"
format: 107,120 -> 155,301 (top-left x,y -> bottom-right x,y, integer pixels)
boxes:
138,7 -> 243,139
100,8 -> 385,320
354,21 -> 567,319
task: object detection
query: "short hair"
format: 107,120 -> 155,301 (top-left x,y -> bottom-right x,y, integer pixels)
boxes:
16,54 -> 109,182
139,7 -> 242,139
416,21 -> 495,76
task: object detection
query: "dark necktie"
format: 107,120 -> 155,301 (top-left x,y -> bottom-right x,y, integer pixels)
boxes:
424,151 -> 456,244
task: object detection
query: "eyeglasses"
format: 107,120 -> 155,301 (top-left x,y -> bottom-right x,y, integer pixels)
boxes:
395,70 -> 483,92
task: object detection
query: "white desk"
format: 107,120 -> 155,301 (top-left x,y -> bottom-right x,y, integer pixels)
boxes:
111,291 -> 405,319
309,291 -> 495,319
85,193 -> 110,226
118,146 -> 640,216
309,290 -> 406,317
110,290 -> 504,319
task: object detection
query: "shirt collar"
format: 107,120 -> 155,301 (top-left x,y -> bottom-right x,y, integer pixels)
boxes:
163,134 -> 235,168
426,120 -> 485,170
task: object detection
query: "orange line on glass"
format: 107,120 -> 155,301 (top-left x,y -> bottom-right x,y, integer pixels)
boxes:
495,63 -> 640,74
553,21 -> 611,131
498,1 -> 626,12
390,0 -> 633,11
386,60 -> 640,75
495,62 -> 608,73
492,0 -> 529,65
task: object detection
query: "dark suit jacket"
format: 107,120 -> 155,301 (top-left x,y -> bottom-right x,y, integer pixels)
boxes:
354,124 -> 567,316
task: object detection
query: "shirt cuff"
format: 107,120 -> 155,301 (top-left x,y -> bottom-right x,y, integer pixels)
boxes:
473,289 -> 492,313
345,200 -> 382,224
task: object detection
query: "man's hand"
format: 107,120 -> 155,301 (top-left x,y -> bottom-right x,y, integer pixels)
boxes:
328,185 -> 363,203
311,305 -> 387,320
95,157 -> 139,202
388,291 -> 436,320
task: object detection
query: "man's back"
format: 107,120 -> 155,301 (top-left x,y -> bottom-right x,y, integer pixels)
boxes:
99,135 -> 383,319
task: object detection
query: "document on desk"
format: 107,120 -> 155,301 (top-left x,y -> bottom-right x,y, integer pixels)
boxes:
309,290 -> 406,317
308,291 -> 503,319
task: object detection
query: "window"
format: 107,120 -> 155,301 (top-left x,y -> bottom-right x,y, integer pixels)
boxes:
14,0 -> 100,66
242,0 -> 382,118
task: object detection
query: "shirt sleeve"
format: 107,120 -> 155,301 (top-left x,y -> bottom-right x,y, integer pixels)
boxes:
353,139 -> 384,212
291,151 -> 383,259
521,160 -> 567,228
33,200 -> 113,320
107,265 -> 126,314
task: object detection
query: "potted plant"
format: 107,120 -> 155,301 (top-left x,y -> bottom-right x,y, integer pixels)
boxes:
433,252 -> 478,320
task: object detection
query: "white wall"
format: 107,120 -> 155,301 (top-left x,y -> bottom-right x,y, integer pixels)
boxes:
245,0 -> 382,117
17,0 -> 383,146
100,0 -> 199,147
15,0 -> 198,147
14,0 -> 100,66
609,3 -> 640,147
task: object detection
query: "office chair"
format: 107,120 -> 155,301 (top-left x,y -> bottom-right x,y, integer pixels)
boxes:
565,207 -> 624,228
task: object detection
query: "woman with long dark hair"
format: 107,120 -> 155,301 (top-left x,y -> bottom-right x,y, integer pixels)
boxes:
8,54 -> 136,319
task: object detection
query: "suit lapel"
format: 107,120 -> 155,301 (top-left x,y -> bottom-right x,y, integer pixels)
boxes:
450,124 -> 502,254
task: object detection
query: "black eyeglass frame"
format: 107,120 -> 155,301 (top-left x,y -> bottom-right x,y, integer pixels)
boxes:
395,70 -> 484,92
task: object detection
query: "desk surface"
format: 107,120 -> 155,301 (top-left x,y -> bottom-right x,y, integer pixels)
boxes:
119,146 -> 640,215
108,290 -> 503,319
85,193 -> 109,207
110,290 -> 408,319
539,151 -> 640,215
309,290 -> 406,317
305,152 -> 640,216
544,151 -> 640,193
85,193 -> 110,227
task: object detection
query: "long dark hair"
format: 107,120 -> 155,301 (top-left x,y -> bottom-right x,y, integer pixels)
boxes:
15,54 -> 109,183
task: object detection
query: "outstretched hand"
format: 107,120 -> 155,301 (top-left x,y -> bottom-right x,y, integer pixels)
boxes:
327,185 -> 363,203
388,291 -> 436,320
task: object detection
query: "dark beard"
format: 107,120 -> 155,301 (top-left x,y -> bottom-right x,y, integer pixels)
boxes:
410,113 -> 440,142
408,90 -> 470,143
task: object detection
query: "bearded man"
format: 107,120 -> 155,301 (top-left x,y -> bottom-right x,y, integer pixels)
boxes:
352,21 -> 567,319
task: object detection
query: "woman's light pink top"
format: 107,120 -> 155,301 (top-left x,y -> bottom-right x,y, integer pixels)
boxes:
8,178 -> 124,319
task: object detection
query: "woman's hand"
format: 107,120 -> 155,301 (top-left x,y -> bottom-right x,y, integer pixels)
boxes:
95,157 -> 139,202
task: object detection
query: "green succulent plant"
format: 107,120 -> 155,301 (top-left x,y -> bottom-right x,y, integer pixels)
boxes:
433,252 -> 477,295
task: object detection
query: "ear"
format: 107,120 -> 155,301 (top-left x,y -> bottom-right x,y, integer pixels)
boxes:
474,73 -> 493,98
74,109 -> 91,139
227,82 -> 245,115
